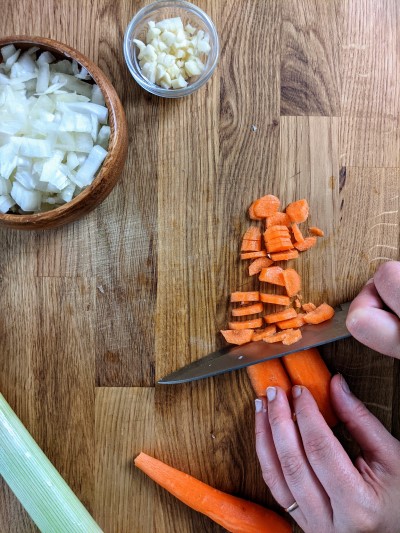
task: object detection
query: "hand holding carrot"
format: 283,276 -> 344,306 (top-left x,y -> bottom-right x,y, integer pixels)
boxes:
255,377 -> 400,533
346,261 -> 400,358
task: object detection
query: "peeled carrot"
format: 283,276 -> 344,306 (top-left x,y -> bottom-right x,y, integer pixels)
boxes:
282,268 -> 301,297
252,194 -> 281,218
259,266 -> 285,285
134,453 -> 291,533
241,251 -> 268,260
231,292 -> 260,303
260,293 -> 291,306
241,239 -> 262,252
294,236 -> 317,251
251,325 -> 277,341
264,308 -> 297,324
220,329 -> 253,345
309,226 -> 324,237
286,199 -> 309,223
229,318 -> 263,330
291,223 -> 305,243
247,359 -> 292,398
270,249 -> 299,261
232,303 -> 264,317
282,348 -> 338,427
302,302 -> 316,312
248,202 -> 263,221
303,303 -> 335,324
248,257 -> 274,276
277,313 -> 306,329
266,212 -> 291,228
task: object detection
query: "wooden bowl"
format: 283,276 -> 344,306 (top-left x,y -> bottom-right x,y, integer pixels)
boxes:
0,36 -> 128,230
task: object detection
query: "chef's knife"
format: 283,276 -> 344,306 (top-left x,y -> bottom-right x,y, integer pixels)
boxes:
158,302 -> 351,384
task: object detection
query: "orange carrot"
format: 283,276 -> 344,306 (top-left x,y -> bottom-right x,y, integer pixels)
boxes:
282,328 -> 302,345
264,224 -> 290,234
286,199 -> 309,223
248,257 -> 274,276
247,359 -> 292,398
248,202 -> 263,221
303,303 -> 335,324
267,242 -> 294,253
291,223 -> 305,243
251,325 -> 277,341
309,226 -> 324,237
231,292 -> 260,303
220,329 -> 254,345
241,239 -> 262,252
294,236 -> 317,251
134,452 -> 291,533
302,302 -> 316,312
260,294 -> 291,306
264,308 -> 297,324
270,249 -> 299,261
252,194 -> 281,218
241,251 -> 268,260
263,331 -> 288,343
243,226 -> 262,241
259,266 -> 285,285
282,268 -> 301,297
294,298 -> 301,308
282,348 -> 338,427
229,318 -> 264,330
266,212 -> 291,228
232,303 -> 264,317
277,313 -> 306,329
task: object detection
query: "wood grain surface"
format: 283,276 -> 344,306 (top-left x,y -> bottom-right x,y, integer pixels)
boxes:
0,1 -> 399,532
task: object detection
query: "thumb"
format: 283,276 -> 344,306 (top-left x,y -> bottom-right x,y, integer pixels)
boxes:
330,374 -> 400,472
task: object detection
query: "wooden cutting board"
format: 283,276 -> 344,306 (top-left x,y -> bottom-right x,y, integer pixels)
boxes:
0,1 -> 399,532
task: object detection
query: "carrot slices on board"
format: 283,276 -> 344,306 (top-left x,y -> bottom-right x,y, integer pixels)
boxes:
303,303 -> 335,324
247,359 -> 291,398
134,453 -> 292,533
248,257 -> 274,276
309,226 -> 324,237
294,236 -> 317,251
262,328 -> 302,345
241,226 -> 262,251
266,212 -> 291,228
252,194 -> 280,218
231,303 -> 264,317
282,268 -> 301,297
267,241 -> 294,253
241,250 -> 268,260
291,223 -> 305,243
259,266 -> 285,285
231,291 -> 260,303
229,318 -> 263,330
270,249 -> 299,261
220,329 -> 253,345
282,348 -> 338,427
286,199 -> 309,223
277,313 -> 306,329
251,325 -> 277,341
248,202 -> 263,221
260,294 -> 291,306
302,302 -> 316,312
264,308 -> 297,324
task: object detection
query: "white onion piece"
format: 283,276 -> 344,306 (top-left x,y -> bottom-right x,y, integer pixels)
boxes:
36,63 -> 50,93
0,177 -> 11,195
97,125 -> 110,149
66,152 -> 79,170
1,44 -> 17,62
0,194 -> 15,213
37,51 -> 56,65
74,145 -> 107,187
91,84 -> 105,106
11,182 -> 41,211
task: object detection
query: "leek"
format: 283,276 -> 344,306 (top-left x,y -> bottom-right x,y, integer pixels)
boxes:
0,393 -> 102,533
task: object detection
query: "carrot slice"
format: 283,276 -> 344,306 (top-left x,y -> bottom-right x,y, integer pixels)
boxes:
286,199 -> 309,223
270,250 -> 299,261
231,291 -> 260,303
282,348 -> 338,427
309,226 -> 324,237
248,257 -> 274,276
248,202 -> 263,221
243,226 -> 262,241
302,302 -> 316,312
260,294 -> 291,306
282,268 -> 301,297
251,325 -> 277,341
266,213 -> 291,228
264,225 -> 290,234
253,194 -> 281,218
294,236 -> 317,251
263,331 -> 288,343
277,313 -> 306,329
267,241 -> 294,253
232,303 -> 264,317
229,318 -> 263,330
264,308 -> 297,324
241,239 -> 262,252
134,453 -> 291,533
282,328 -> 302,345
259,266 -> 285,286
220,329 -> 254,345
247,359 -> 292,398
291,223 -> 305,243
241,250 -> 268,260
303,303 -> 335,324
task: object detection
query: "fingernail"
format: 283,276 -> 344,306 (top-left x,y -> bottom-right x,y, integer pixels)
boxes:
340,374 -> 351,393
255,399 -> 263,413
292,385 -> 302,398
266,387 -> 276,402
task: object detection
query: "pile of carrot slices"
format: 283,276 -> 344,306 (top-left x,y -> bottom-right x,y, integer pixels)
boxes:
221,194 -> 334,347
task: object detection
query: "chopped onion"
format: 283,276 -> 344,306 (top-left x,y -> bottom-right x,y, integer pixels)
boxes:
0,47 -> 109,213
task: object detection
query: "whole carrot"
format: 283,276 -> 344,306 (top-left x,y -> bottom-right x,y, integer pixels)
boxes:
134,452 -> 291,533
247,359 -> 292,399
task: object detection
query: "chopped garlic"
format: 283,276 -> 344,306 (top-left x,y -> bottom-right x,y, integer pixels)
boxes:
134,16 -> 211,89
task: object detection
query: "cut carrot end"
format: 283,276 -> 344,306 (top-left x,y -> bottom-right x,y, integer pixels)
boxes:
253,194 -> 281,218
220,329 -> 253,345
285,199 -> 309,223
303,303 -> 335,324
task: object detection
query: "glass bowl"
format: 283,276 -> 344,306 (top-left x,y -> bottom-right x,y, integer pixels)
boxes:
123,0 -> 219,98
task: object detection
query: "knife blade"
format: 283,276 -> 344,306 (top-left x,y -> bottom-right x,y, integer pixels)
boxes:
158,302 -> 351,384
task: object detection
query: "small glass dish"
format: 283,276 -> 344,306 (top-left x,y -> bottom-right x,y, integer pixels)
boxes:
123,0 -> 219,98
